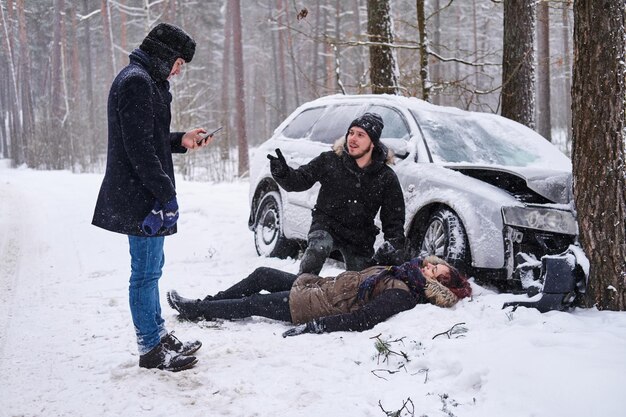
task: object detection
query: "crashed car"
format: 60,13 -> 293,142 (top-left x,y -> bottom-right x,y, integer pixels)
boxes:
248,94 -> 585,301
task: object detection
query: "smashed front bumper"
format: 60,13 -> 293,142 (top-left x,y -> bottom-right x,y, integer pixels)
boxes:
503,246 -> 588,313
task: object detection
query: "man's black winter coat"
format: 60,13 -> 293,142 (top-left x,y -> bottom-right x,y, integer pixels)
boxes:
92,49 -> 187,237
273,142 -> 406,257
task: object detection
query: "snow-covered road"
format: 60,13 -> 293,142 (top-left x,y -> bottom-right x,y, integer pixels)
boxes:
1,163 -> 625,417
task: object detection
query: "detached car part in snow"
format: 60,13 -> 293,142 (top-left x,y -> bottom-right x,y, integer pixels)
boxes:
503,248 -> 588,312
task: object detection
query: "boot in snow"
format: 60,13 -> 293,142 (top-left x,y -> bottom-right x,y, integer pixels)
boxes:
167,290 -> 205,321
161,331 -> 202,356
139,342 -> 197,372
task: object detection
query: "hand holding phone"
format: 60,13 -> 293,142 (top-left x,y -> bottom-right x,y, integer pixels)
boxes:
197,126 -> 223,144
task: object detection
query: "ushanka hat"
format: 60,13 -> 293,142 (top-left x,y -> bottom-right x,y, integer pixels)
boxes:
139,23 -> 195,80
347,112 -> 384,144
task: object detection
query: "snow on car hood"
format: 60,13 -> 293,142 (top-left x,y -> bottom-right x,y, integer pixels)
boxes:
446,164 -> 573,205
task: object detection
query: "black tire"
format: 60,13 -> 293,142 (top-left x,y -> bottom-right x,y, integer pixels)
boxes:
253,191 -> 297,259
416,208 -> 468,270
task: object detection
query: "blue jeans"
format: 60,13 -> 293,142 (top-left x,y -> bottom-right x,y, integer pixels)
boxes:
128,235 -> 167,354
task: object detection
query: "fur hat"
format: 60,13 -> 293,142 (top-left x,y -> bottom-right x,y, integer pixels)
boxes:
347,112 -> 384,144
139,23 -> 195,80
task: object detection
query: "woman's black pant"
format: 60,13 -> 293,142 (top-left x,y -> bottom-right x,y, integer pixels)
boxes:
197,267 -> 297,322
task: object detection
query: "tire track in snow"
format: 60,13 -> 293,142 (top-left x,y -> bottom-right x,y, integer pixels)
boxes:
0,180 -> 26,359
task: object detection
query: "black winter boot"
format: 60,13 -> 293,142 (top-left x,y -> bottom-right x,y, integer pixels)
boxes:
138,342 -> 197,372
167,290 -> 205,320
161,331 -> 202,356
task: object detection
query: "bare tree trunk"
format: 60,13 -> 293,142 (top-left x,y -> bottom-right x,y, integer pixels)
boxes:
572,0 -> 626,311
333,0 -> 343,93
231,0 -> 249,177
351,0 -> 365,88
284,4 -> 300,107
101,0 -> 115,84
416,0 -> 429,101
501,0 -> 536,129
323,6 -> 334,92
220,0 -> 233,159
276,0 -> 288,118
0,0 -> 21,165
562,1 -> 573,145
0,72 -> 6,158
311,0 -> 322,97
50,0 -> 66,168
119,0 -> 128,65
16,0 -> 34,165
431,0 -> 441,105
367,0 -> 398,94
536,0 -> 552,141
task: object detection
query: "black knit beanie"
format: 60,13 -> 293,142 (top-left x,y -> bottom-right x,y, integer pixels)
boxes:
347,112 -> 384,144
139,23 -> 196,79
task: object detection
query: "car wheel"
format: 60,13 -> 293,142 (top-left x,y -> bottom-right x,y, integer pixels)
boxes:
253,191 -> 297,258
418,208 -> 468,269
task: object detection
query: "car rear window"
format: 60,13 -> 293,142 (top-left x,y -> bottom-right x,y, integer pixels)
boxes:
369,105 -> 410,141
308,104 -> 369,144
281,107 -> 325,139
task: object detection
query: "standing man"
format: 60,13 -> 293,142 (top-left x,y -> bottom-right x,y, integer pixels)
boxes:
267,113 -> 406,275
93,23 -> 213,372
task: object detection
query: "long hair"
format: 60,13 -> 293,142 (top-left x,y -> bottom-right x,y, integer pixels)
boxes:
424,256 -> 472,299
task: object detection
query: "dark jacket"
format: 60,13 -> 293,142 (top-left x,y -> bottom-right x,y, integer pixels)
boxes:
92,49 -> 187,237
273,139 -> 406,257
289,266 -> 459,331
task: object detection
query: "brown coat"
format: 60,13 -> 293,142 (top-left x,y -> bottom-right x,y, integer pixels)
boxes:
289,266 -> 459,324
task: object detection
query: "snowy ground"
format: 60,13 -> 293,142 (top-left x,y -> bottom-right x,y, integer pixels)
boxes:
1,161 -> 625,417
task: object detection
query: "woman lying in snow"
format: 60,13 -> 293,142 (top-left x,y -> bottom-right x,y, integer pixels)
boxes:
167,256 -> 472,337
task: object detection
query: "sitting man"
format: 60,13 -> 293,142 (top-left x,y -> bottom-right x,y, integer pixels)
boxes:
267,112 -> 406,274
167,256 -> 472,337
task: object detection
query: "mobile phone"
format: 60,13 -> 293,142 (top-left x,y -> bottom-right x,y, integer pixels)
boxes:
197,127 -> 223,144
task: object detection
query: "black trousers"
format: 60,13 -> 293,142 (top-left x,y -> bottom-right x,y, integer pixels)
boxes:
197,267 -> 297,322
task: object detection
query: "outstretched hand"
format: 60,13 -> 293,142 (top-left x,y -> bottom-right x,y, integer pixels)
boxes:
267,148 -> 289,177
282,320 -> 324,337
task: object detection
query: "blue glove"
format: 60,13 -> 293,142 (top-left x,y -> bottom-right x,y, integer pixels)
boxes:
162,197 -> 179,228
282,320 -> 324,337
142,201 -> 164,236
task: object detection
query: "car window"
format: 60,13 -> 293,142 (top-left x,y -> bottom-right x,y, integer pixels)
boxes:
308,104 -> 369,144
281,107 -> 325,139
368,105 -> 410,141
411,109 -> 569,168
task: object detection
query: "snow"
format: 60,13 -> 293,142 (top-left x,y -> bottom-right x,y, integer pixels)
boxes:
1,162 -> 625,417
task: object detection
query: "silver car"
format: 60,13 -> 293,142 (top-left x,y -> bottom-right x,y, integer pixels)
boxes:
248,94 -> 578,285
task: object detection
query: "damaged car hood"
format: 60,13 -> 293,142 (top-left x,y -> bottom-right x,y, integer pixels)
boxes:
446,164 -> 573,205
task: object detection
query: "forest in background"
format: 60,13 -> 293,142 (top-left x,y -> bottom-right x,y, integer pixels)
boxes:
0,0 -> 574,181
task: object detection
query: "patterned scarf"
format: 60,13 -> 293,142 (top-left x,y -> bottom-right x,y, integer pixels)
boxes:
357,258 -> 427,301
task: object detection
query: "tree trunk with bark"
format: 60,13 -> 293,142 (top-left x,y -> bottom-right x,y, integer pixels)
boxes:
231,0 -> 249,177
367,0 -> 398,94
571,0 -> 626,311
416,0 -> 429,101
501,0 -> 536,129
17,0 -> 34,165
220,0 -> 233,160
536,0 -> 552,141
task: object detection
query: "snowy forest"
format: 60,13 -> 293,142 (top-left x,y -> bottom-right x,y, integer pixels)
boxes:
0,0 -> 624,310
1,0 -> 576,175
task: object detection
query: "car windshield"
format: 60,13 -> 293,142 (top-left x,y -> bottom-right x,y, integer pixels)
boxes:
411,109 -> 570,168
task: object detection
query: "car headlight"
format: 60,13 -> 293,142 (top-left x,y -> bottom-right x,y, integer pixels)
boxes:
502,206 -> 578,235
